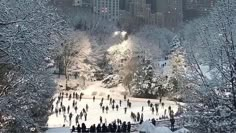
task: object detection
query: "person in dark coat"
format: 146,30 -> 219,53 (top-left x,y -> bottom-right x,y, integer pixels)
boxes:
127,122 -> 131,132
97,124 -> 101,132
69,94 -> 72,100
152,118 -> 156,126
113,122 -> 117,132
86,104 -> 89,112
77,124 -> 81,133
117,125 -> 121,133
124,107 -> 127,114
137,112 -> 140,122
75,114 -> 79,125
119,100 -> 122,106
75,106 -> 78,113
90,124 -> 96,132
116,105 -> 119,111
69,113 -> 73,126
102,123 -> 107,132
147,100 -> 151,106
142,106 -> 144,112
93,96 -> 95,102
170,117 -> 175,131
107,94 -> 110,100
81,123 -> 86,132
55,108 -> 58,117
108,123 -> 113,132
121,122 -> 127,132
71,125 -> 75,132
84,113 -> 87,121
67,106 -> 70,114
152,107 -> 155,114
106,106 -> 109,113
100,116 -> 103,123
102,106 -> 105,113
124,95 -> 126,101
100,102 -> 103,108
112,104 -> 115,110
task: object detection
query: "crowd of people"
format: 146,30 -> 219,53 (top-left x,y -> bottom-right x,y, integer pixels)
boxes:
50,91 -> 176,132
71,120 -> 132,133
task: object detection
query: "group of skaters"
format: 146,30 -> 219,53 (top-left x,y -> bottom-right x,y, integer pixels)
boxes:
99,94 -> 132,114
71,119 -> 132,133
51,91 -> 176,131
51,92 -> 89,125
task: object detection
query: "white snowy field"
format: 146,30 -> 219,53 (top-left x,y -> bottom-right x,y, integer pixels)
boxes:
47,93 -> 178,128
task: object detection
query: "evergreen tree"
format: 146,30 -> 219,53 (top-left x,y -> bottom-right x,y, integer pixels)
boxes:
130,57 -> 158,98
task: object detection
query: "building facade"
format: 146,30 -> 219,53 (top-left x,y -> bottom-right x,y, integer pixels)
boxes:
183,0 -> 216,21
73,0 -> 92,7
92,0 -> 120,21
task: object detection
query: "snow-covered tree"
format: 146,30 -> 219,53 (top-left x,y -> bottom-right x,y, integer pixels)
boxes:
182,0 -> 236,132
0,0 -> 68,132
130,54 -> 160,98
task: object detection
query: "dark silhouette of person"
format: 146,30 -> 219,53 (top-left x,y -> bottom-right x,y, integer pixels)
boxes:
106,106 -> 109,113
124,95 -> 126,101
112,99 -> 115,104
116,105 -> 119,111
152,118 -> 156,126
84,113 -> 87,121
119,100 -> 122,106
101,97 -> 104,103
100,102 -> 103,108
71,125 -> 75,132
137,112 -> 140,122
147,100 -> 151,106
108,123 -> 113,132
93,96 -> 95,102
81,123 -> 86,132
67,106 -> 70,114
127,122 -> 131,132
97,124 -> 101,132
75,106 -> 78,113
142,106 -> 144,112
100,116 -> 103,123
102,123 -> 107,132
91,124 -> 96,132
110,98 -> 112,105
69,94 -> 72,100
102,106 -> 105,113
76,93 -> 78,99
59,108 -> 61,114
107,94 -> 110,100
152,107 -> 155,114
80,111 -> 83,119
113,122 -> 117,132
117,125 -> 121,132
77,124 -> 81,133
121,122 -> 127,132
75,114 -> 79,125
86,104 -> 89,112
170,117 -> 175,131
69,113 -> 73,124
66,93 -> 68,98
112,104 -> 115,110
55,108 -> 58,117
124,107 -> 127,114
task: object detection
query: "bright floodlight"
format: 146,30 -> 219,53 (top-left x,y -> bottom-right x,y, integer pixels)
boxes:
121,31 -> 127,38
113,31 -> 120,36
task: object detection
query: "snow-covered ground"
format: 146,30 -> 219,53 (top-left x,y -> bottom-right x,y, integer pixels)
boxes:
46,77 -> 182,132
47,94 -> 178,128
